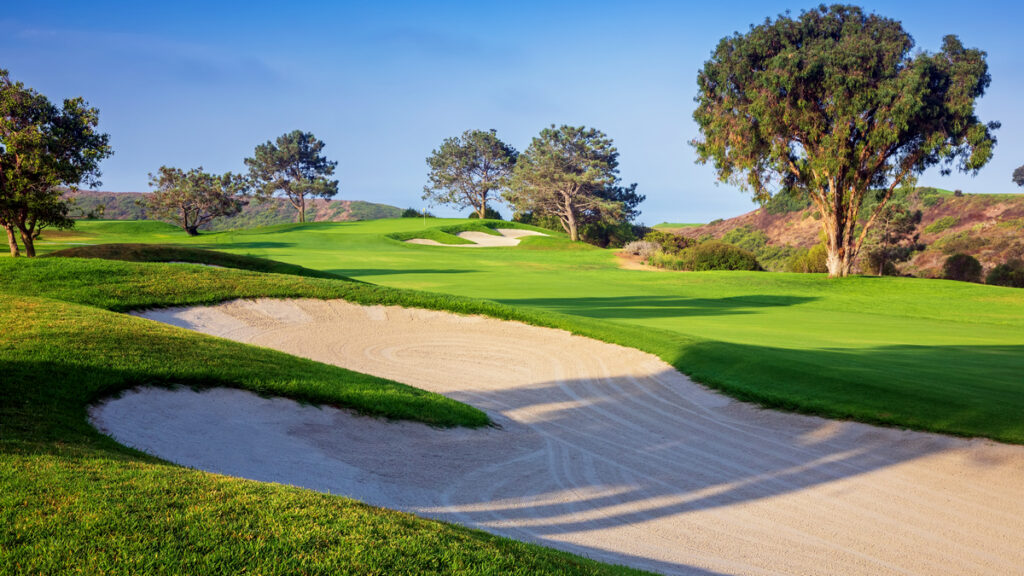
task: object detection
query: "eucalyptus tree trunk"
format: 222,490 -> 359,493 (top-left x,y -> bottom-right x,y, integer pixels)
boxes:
4,225 -> 19,257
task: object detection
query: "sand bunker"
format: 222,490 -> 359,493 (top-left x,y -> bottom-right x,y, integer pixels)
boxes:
406,228 -> 547,247
92,299 -> 1024,576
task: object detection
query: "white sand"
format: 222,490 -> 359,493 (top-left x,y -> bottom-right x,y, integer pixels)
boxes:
92,299 -> 1024,576
405,228 -> 547,247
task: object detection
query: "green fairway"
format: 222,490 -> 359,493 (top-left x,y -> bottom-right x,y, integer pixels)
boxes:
21,218 -> 1024,443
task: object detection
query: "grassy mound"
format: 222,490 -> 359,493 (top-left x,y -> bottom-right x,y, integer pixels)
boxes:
0,260 -> 649,575
45,243 -> 346,280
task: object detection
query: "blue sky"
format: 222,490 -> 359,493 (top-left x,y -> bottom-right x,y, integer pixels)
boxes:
3,1 -> 1022,223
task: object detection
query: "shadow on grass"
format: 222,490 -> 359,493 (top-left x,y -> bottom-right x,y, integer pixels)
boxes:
334,268 -> 474,277
499,294 -> 817,319
670,340 -> 1024,444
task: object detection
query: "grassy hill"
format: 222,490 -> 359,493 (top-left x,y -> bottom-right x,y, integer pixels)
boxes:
66,190 -> 402,230
662,188 -> 1024,276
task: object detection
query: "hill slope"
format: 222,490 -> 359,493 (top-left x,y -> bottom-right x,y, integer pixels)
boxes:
66,190 -> 402,230
665,188 -> 1024,277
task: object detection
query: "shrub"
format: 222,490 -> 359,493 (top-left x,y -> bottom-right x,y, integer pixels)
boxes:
401,207 -> 434,218
935,231 -> 988,254
943,253 -> 983,283
986,260 -> 1024,288
581,221 -> 636,248
622,240 -> 661,260
643,230 -> 695,254
677,241 -> 762,271
924,215 -> 959,234
787,243 -> 828,273
467,206 -> 503,220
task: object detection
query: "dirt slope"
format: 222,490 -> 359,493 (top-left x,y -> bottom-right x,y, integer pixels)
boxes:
666,189 -> 1024,277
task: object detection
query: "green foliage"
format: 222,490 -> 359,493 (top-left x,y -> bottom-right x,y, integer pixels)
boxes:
943,253 -> 983,283
692,6 -> 998,276
763,189 -> 811,214
986,260 -> 1024,288
507,125 -> 636,242
642,229 -> 694,255
245,130 -> 339,223
924,216 -> 959,234
649,241 -> 762,272
423,129 -> 516,218
787,244 -> 829,273
683,241 -> 762,271
579,220 -> 637,248
1013,165 -> 1024,187
720,225 -> 799,271
402,207 -> 433,218
467,205 -> 504,220
935,231 -> 988,254
860,205 -> 923,275
0,69 -> 112,257
147,166 -> 246,235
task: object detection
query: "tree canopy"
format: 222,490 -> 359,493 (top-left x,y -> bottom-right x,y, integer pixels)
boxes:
693,5 -> 998,276
147,166 -> 246,236
423,129 -> 517,218
0,69 -> 111,257
507,125 -> 635,242
244,130 -> 338,223
1013,165 -> 1024,187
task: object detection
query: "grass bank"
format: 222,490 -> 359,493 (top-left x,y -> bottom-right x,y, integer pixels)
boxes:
0,255 -> 650,575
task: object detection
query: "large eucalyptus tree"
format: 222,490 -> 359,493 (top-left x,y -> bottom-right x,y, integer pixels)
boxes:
693,5 -> 998,276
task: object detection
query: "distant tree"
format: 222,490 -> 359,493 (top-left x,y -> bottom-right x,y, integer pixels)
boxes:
147,166 -> 246,236
1013,165 -> 1024,187
245,130 -> 338,223
423,129 -> 517,219
861,204 -> 923,275
0,69 -> 112,257
507,125 -> 636,242
693,5 -> 998,277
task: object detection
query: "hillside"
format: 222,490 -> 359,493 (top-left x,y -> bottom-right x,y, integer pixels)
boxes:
65,190 -> 402,230
664,188 -> 1024,277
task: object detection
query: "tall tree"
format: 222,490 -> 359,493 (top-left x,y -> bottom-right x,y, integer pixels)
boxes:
861,202 -> 923,275
147,166 -> 246,236
507,125 -> 634,242
0,69 -> 111,257
693,5 -> 997,277
244,130 -> 338,223
423,129 -> 517,218
1013,165 -> 1024,187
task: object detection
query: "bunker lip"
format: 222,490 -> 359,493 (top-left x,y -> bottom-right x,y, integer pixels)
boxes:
95,298 -> 1024,576
405,228 -> 547,247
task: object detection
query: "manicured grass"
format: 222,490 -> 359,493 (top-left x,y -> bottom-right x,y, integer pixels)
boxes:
23,217 -> 1024,444
0,259 -> 650,575
44,243 -> 349,280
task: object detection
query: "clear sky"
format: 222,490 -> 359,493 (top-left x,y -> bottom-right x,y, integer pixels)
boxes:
3,1 -> 1022,223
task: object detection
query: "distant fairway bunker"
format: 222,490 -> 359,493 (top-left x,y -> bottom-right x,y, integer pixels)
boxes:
93,298 -> 1024,576
406,228 -> 548,247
